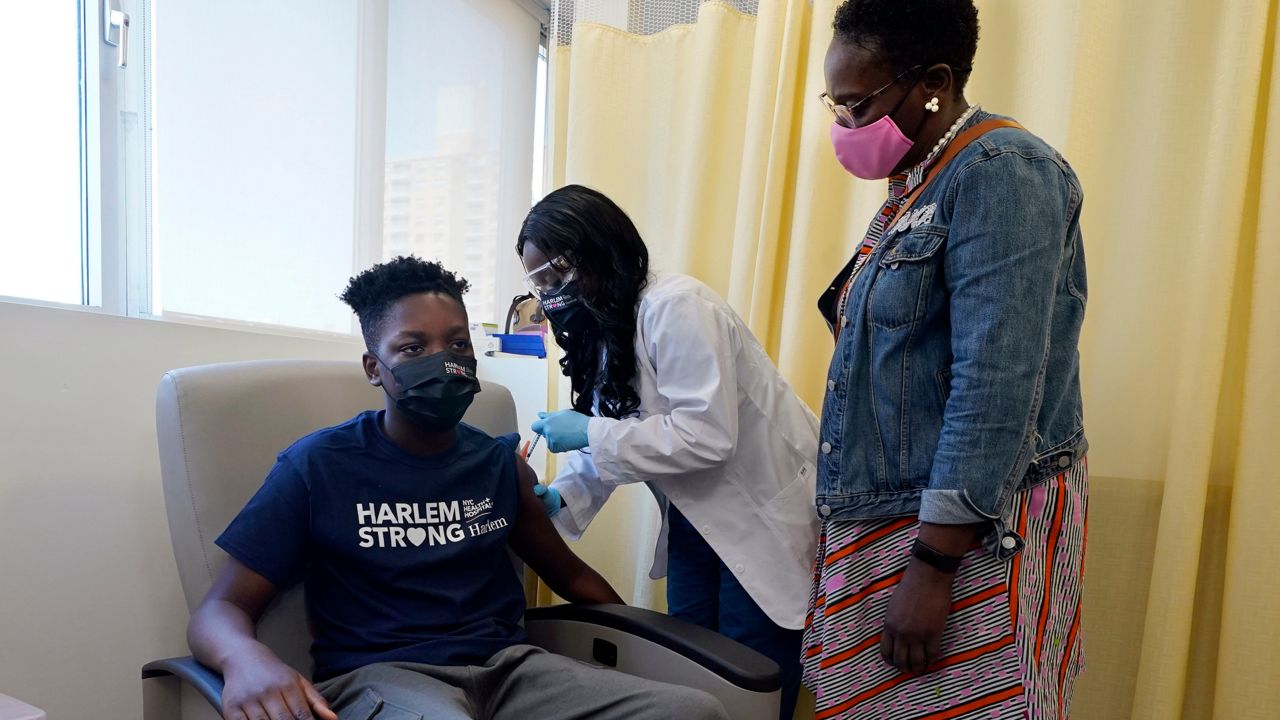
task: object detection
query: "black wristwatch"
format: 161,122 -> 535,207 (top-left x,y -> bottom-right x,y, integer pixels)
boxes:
912,538 -> 964,573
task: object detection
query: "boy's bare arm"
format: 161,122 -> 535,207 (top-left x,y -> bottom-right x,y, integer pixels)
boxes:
508,456 -> 624,605
188,559 -> 337,720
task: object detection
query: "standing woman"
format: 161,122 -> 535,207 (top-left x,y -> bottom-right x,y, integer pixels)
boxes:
519,185 -> 820,720
802,1 -> 1089,718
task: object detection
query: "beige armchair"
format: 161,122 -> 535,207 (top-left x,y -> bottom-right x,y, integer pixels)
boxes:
141,360 -> 781,720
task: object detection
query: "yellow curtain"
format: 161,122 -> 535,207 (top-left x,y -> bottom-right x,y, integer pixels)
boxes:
547,0 -> 1280,717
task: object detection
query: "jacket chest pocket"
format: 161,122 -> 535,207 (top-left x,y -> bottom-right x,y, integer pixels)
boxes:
867,225 -> 947,330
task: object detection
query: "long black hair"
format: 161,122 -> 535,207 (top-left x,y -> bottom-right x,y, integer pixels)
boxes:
517,185 -> 649,419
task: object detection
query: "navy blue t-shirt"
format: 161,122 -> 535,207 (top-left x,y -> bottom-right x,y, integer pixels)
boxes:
215,411 -> 527,681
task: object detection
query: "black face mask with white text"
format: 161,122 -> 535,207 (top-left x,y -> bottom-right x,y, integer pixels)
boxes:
540,281 -> 596,342
380,351 -> 481,431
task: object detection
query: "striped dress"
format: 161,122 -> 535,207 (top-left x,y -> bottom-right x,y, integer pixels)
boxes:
800,464 -> 1088,719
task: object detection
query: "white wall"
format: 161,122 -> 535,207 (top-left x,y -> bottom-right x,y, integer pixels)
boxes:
0,302 -> 363,719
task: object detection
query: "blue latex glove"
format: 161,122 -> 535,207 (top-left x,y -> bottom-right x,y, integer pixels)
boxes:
532,483 -> 562,518
531,410 -> 591,453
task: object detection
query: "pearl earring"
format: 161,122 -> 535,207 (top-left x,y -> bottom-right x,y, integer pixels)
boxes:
925,97 -> 940,113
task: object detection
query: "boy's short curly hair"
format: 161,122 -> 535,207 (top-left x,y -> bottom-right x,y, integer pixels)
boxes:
340,256 -> 470,347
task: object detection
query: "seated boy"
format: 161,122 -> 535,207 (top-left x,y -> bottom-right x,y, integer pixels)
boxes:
188,257 -> 728,720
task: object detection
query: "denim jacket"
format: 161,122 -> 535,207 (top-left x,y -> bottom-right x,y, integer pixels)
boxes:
816,112 -> 1087,558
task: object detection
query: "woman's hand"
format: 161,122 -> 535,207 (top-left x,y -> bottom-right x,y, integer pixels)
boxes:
880,560 -> 955,674
531,410 -> 591,452
880,521 -> 982,674
532,483 -> 563,517
220,647 -> 337,720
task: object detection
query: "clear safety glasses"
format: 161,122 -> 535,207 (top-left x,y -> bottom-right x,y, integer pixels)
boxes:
522,255 -> 578,298
819,65 -> 923,128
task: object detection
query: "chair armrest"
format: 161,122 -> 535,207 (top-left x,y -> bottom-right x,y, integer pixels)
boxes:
142,656 -> 224,710
524,604 -> 781,693
142,608 -> 782,710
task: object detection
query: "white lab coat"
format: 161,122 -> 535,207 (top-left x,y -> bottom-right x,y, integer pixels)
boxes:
551,273 -> 820,630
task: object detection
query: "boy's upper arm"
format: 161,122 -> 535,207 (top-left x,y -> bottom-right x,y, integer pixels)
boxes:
508,456 -> 586,583
201,555 -> 282,622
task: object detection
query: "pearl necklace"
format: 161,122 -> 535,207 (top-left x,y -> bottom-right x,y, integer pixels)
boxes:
833,105 -> 982,336
927,104 -> 981,160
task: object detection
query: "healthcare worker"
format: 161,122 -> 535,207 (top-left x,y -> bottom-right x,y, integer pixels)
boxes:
519,185 -> 819,720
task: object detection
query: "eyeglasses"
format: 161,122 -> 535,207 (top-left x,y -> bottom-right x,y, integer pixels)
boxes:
522,255 -> 578,298
819,65 -> 923,128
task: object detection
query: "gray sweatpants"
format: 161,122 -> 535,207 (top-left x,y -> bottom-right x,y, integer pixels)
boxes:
315,644 -> 729,720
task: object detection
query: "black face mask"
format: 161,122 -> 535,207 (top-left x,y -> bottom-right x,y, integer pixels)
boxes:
380,351 -> 481,431
540,281 -> 596,341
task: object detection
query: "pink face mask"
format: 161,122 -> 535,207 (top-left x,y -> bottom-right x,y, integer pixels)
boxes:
829,116 -> 914,180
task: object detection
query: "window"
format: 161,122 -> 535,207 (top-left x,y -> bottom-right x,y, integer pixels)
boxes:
379,0 -> 545,327
1,0 -> 142,309
151,1 -> 364,334
1,0 -> 548,335
1,4 -> 85,305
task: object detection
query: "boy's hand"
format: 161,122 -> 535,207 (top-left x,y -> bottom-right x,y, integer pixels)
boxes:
221,648 -> 337,720
187,560 -> 334,720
